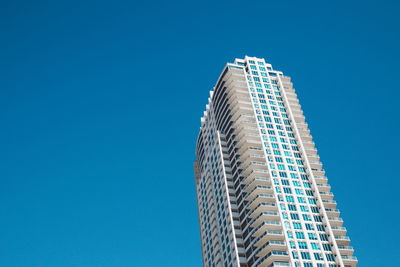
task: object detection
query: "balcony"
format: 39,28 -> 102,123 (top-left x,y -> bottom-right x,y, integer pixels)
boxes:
301,135 -> 312,142
290,107 -> 302,114
225,75 -> 247,87
286,93 -> 297,100
256,241 -> 287,258
243,177 -> 272,193
253,230 -> 284,247
302,141 -> 315,150
246,185 -> 274,200
237,139 -> 263,156
317,183 -> 331,192
338,245 -> 354,256
248,202 -> 278,219
234,126 -> 259,141
309,161 -> 322,170
229,100 -> 252,114
293,115 -> 305,124
249,221 -> 282,244
230,109 -> 254,122
321,199 -> 337,209
236,136 -> 261,149
242,169 -> 271,185
314,175 -> 328,184
230,101 -> 253,116
304,147 -> 317,155
229,90 -> 250,102
307,158 -> 320,166
242,161 -> 268,177
341,255 -> 358,266
252,212 -> 280,228
296,122 -> 308,130
257,251 -> 290,267
331,226 -> 347,236
235,116 -> 257,127
334,235 -> 351,246
297,127 -> 310,136
287,97 -> 299,105
325,208 -> 340,217
319,192 -> 334,201
311,169 -> 325,177
247,194 -> 276,210
328,217 -> 343,227
239,148 -> 264,164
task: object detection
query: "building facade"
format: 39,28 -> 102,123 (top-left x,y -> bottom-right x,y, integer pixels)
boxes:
194,56 -> 357,267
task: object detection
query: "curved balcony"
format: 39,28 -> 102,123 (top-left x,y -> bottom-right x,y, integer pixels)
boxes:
230,102 -> 254,120
311,169 -> 325,177
252,221 -> 282,240
334,235 -> 351,246
309,161 -> 322,170
253,230 -> 285,248
287,96 -> 299,104
247,194 -> 276,210
246,185 -> 274,201
248,202 -> 278,219
237,139 -> 263,156
242,169 -> 270,185
328,217 -> 343,227
243,177 -> 272,194
234,129 -> 259,143
314,176 -> 328,184
301,135 -> 313,142
321,199 -> 337,209
239,148 -> 265,165
252,212 -> 280,229
331,226 -> 347,236
342,255 -> 358,267
325,208 -> 340,217
234,129 -> 260,144
317,183 -> 331,192
244,210 -> 280,234
302,142 -> 315,151
256,241 -> 287,259
241,161 -> 268,177
338,246 -> 354,256
257,251 -> 290,267
319,191 -> 334,201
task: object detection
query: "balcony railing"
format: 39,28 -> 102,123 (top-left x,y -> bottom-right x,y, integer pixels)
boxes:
342,256 -> 358,261
338,246 -> 354,250
335,236 -> 350,240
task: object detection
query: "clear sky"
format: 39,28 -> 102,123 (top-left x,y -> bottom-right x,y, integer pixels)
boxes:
1,0 -> 399,266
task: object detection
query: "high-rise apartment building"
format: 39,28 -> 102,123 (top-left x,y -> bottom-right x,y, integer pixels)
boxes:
194,56 -> 357,267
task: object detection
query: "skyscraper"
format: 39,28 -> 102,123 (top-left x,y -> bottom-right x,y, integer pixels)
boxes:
193,56 -> 357,267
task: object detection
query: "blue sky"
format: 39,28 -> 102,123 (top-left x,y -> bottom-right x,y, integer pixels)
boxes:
1,0 -> 399,266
